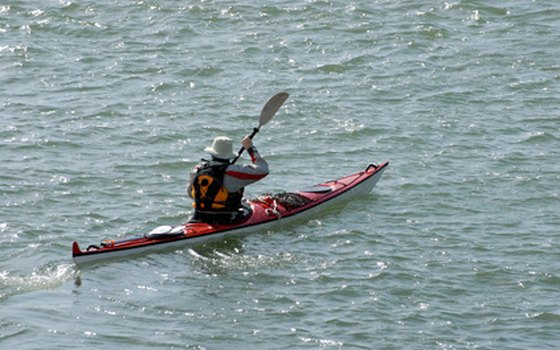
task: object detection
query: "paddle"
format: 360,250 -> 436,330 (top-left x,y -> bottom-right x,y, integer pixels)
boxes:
231,92 -> 289,164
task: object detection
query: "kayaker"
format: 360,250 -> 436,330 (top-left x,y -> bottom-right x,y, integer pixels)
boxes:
187,135 -> 269,224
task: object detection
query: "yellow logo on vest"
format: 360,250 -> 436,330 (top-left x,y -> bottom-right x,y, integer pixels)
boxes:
192,174 -> 228,210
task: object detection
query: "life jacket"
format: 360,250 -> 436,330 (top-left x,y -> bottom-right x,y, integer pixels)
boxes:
191,160 -> 244,212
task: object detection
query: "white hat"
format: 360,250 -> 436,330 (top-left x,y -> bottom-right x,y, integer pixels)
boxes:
204,136 -> 237,160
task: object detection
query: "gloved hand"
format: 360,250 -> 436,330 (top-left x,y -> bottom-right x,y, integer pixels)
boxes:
241,135 -> 253,150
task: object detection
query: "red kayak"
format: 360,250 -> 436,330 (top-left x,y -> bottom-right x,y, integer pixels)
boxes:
72,161 -> 388,265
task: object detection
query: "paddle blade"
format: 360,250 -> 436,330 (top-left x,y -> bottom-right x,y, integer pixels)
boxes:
258,92 -> 289,127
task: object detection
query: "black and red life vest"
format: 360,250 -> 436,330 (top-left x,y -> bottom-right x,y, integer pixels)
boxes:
191,160 -> 244,212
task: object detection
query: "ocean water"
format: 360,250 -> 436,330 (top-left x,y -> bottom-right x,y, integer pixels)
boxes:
1,1 -> 559,349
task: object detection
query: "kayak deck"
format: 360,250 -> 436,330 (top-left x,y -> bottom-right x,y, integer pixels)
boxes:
72,162 -> 388,265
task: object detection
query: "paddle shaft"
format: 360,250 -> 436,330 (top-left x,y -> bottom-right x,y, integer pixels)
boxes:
231,92 -> 288,164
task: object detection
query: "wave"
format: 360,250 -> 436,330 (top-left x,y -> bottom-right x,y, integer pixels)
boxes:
519,131 -> 559,144
0,264 -> 77,301
527,310 -> 560,322
186,242 -> 302,276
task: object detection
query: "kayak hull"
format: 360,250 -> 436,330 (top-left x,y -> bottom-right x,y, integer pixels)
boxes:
72,162 -> 388,265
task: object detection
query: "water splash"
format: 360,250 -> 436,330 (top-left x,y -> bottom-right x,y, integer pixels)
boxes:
187,247 -> 301,276
0,264 -> 77,300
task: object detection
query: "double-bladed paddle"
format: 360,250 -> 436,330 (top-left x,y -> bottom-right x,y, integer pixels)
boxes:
231,92 -> 289,164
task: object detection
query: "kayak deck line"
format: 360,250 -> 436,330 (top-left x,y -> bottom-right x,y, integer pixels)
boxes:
72,162 -> 388,265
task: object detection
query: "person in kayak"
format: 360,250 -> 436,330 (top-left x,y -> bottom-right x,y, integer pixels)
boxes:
187,135 -> 269,224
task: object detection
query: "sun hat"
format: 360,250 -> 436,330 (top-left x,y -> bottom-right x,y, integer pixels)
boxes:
204,136 -> 237,160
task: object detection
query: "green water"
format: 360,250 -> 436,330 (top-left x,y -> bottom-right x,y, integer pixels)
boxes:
1,1 -> 559,349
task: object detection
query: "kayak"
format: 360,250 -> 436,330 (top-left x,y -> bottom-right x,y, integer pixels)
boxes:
72,162 -> 388,265
72,161 -> 388,265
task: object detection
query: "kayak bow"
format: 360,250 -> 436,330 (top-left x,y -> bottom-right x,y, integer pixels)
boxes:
72,162 -> 388,265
